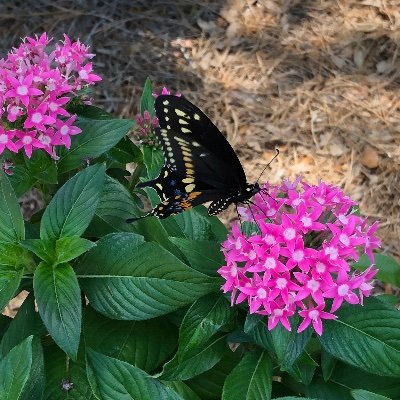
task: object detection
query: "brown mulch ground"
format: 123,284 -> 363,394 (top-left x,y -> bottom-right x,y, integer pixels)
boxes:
1,0 -> 400,314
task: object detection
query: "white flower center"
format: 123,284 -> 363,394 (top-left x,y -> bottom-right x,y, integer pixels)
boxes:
309,310 -> 319,320
338,214 -> 348,224
248,250 -> 257,260
79,70 -> 89,79
266,207 -> 276,217
293,249 -> 304,262
257,288 -> 267,299
46,79 -> 56,91
0,134 -> 8,144
230,265 -> 237,277
316,261 -> 326,274
301,216 -> 312,227
235,238 -> 242,250
325,246 -> 338,260
273,308 -> 283,317
338,284 -> 349,296
32,112 -> 43,123
276,278 -> 287,289
307,279 -> 320,292
292,198 -> 302,206
49,102 -> 58,111
39,135 -> 51,145
16,85 -> 28,96
339,233 -> 350,246
283,227 -> 296,240
264,257 -> 276,269
22,135 -> 33,145
264,234 -> 276,245
10,105 -> 21,115
60,125 -> 69,135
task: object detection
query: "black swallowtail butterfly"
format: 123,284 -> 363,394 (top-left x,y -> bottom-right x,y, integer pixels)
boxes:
127,95 -> 262,222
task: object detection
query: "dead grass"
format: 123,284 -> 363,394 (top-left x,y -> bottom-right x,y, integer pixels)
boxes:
1,0 -> 400,314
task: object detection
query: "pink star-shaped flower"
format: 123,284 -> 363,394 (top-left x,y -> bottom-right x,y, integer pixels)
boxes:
297,303 -> 337,336
5,74 -> 43,107
0,128 -> 18,154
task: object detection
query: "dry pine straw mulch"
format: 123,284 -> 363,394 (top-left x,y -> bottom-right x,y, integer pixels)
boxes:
1,0 -> 400,316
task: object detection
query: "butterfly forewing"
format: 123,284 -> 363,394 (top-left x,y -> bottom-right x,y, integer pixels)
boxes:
131,95 -> 258,220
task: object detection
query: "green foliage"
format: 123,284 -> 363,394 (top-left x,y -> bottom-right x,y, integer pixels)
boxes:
1,78 -> 399,399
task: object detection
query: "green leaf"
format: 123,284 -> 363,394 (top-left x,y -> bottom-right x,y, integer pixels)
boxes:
20,239 -> 55,263
57,118 -> 133,173
86,349 -> 182,399
273,398 -> 318,400
164,381 -> 201,400
83,306 -> 177,373
328,361 -> 400,399
0,170 -> 24,242
244,314 -> 274,352
44,341 -> 94,400
222,350 -> 272,400
0,335 -> 35,399
187,349 -> 241,400
78,233 -> 218,320
0,242 -> 33,268
354,253 -> 400,287
40,164 -> 106,240
73,104 -> 114,120
0,292 -> 45,357
319,297 -> 400,377
140,77 -> 155,116
270,316 -> 312,370
321,348 -> 336,381
143,145 -> 163,180
178,294 -> 234,360
33,263 -> 81,359
0,265 -> 23,312
351,389 -> 392,400
304,376 -> 352,400
19,337 -> 45,400
8,164 -> 37,197
105,136 -> 142,167
166,206 -> 227,242
170,238 -> 224,276
134,216 -> 182,259
55,237 -> 96,264
87,175 -> 140,236
160,334 -> 227,381
25,150 -> 58,185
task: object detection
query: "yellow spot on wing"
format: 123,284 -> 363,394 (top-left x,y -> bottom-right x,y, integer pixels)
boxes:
181,127 -> 191,133
194,113 -> 200,120
156,183 -> 163,190
175,109 -> 187,117
182,177 -> 194,183
179,119 -> 189,125
164,108 -> 168,113
185,183 -> 195,192
163,100 -> 169,105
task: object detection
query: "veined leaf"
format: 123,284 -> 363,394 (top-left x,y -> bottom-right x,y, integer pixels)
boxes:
40,164 -> 105,240
77,233 -> 219,320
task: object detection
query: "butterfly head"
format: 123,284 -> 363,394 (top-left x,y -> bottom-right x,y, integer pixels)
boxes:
237,182 -> 260,204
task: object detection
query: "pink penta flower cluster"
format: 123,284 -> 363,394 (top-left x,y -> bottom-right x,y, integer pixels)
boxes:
218,178 -> 380,336
0,33 -> 101,159
135,87 -> 181,145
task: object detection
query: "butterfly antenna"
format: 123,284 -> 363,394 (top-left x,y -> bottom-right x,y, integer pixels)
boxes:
255,148 -> 280,184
